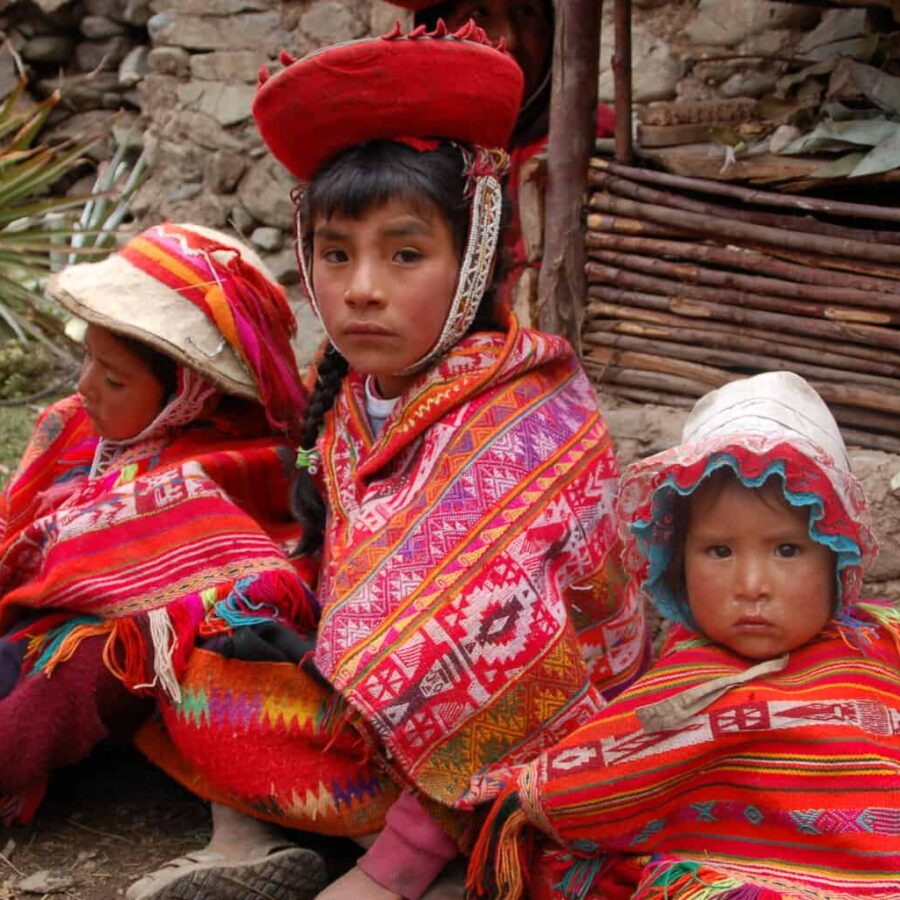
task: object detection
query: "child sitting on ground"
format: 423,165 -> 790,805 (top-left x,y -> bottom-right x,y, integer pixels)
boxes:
469,370 -> 900,899
0,223 -> 314,833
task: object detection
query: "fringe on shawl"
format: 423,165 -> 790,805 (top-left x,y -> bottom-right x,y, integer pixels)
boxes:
831,601 -> 900,660
24,569 -> 312,709
467,791 -> 532,899
633,859 -> 785,899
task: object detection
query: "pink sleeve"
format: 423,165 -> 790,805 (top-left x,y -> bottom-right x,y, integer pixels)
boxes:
356,790 -> 459,899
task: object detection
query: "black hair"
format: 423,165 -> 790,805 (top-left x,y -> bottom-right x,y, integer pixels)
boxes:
115,332 -> 178,400
292,139 -> 506,554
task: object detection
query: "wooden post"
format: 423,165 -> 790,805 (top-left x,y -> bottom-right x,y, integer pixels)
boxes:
613,0 -> 633,164
537,0 -> 602,350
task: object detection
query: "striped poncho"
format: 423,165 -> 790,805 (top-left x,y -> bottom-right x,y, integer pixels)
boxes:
0,392 -> 315,704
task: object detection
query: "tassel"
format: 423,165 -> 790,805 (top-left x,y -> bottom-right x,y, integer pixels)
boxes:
467,791 -> 531,899
855,601 -> 900,657
104,617 -> 149,693
555,855 -> 603,900
634,859 -> 773,899
30,617 -> 109,678
146,608 -> 182,705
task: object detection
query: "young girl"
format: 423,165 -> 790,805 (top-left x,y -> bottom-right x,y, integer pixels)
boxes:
0,223 -> 314,836
129,24 -> 647,900
469,370 -> 900,899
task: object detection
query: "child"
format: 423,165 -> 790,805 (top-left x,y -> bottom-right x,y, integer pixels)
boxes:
128,24 -> 647,900
0,223 -> 315,840
469,370 -> 900,899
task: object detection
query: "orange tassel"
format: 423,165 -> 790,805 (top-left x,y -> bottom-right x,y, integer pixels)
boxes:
467,791 -> 530,899
41,622 -> 112,677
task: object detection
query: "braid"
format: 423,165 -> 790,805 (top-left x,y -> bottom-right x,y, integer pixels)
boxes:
292,344 -> 349,555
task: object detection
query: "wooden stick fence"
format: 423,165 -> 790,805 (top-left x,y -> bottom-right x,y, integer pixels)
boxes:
584,159 -> 900,452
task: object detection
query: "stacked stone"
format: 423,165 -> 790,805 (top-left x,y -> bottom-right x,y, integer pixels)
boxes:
596,0 -> 821,105
1,0 -> 149,158
135,0 -> 371,290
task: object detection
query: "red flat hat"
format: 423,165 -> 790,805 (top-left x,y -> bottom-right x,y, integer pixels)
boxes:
253,22 -> 524,181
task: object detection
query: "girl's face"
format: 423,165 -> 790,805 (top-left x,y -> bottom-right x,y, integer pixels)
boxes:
311,197 -> 460,398
683,478 -> 835,660
77,324 -> 167,440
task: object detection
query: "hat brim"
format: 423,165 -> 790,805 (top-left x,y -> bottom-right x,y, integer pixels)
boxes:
48,254 -> 257,400
253,33 -> 524,181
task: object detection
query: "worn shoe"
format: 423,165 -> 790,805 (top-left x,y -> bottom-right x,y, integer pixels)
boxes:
124,844 -> 328,899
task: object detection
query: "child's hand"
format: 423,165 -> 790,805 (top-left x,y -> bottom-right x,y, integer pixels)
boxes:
315,865 -> 402,900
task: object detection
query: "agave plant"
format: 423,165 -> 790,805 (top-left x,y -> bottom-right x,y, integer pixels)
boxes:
0,77 -> 110,362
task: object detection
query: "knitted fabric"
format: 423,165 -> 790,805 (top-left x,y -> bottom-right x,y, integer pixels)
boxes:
136,648 -> 399,837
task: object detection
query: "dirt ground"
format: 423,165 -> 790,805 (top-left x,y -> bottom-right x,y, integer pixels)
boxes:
0,744 -> 361,899
0,745 -> 209,899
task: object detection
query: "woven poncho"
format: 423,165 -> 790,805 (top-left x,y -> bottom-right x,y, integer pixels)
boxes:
139,315 -> 649,839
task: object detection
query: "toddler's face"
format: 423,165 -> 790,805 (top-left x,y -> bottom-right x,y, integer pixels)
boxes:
683,478 -> 834,660
77,325 -> 167,441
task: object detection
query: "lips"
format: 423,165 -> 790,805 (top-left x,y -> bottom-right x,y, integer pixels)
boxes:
735,615 -> 774,629
341,321 -> 395,337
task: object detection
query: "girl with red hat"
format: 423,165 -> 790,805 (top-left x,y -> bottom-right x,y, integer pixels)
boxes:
128,24 -> 647,900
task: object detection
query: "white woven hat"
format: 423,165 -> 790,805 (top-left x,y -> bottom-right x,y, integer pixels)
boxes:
681,371 -> 849,471
46,224 -> 280,400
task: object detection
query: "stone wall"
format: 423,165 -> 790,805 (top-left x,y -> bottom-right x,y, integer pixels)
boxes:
597,0 -> 824,106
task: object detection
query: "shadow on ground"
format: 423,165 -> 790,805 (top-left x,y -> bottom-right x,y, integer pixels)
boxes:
0,744 -> 360,899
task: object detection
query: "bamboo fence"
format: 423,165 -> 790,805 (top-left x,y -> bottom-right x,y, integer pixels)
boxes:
583,158 -> 900,453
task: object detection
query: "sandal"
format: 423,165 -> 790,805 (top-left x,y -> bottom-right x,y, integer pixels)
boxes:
125,844 -> 328,899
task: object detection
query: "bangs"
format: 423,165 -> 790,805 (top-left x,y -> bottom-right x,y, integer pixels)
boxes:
303,141 -> 469,250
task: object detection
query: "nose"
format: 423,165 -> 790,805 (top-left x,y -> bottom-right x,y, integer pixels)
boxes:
344,260 -> 385,309
734,555 -> 771,604
77,358 -> 96,400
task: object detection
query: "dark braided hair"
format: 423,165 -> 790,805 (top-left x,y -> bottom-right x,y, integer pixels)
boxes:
292,139 -> 507,554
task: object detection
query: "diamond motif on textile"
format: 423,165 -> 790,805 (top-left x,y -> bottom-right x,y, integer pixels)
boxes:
743,804 -> 764,825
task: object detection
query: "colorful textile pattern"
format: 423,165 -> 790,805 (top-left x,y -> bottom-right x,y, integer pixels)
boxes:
136,648 -> 399,836
314,316 -> 647,811
118,223 -> 306,434
469,412 -> 899,899
470,615 -> 900,899
0,394 -> 315,695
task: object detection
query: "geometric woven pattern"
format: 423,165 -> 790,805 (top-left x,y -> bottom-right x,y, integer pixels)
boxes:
313,320 -> 648,810
473,613 -> 900,898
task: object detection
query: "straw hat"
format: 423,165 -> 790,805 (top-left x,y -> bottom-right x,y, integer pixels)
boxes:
47,224 -> 279,401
